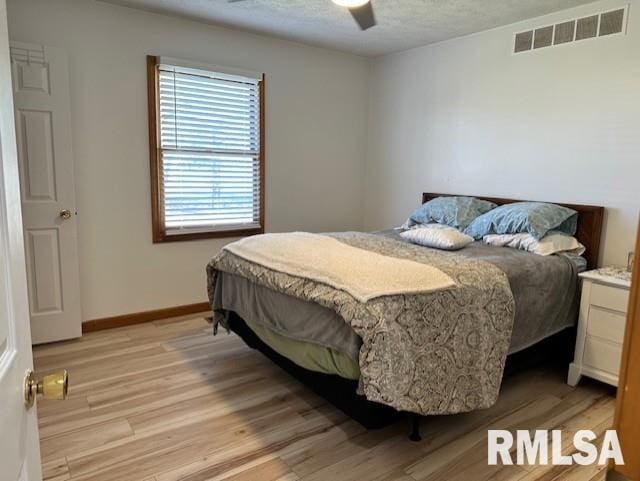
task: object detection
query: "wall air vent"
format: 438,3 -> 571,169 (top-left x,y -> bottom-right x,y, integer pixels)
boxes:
513,5 -> 628,54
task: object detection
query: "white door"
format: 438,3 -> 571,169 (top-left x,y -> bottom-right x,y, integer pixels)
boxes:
9,41 -> 81,344
0,0 -> 43,479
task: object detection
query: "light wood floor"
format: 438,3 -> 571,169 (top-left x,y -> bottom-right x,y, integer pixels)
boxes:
33,315 -> 616,481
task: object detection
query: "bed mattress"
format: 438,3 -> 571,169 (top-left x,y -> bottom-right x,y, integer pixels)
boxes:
211,230 -> 580,380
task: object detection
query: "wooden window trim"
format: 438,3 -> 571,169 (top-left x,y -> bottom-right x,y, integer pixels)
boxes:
146,55 -> 265,243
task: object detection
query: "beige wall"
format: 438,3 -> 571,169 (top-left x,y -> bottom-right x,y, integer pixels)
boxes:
365,0 -> 639,266
7,0 -> 640,322
7,0 -> 369,320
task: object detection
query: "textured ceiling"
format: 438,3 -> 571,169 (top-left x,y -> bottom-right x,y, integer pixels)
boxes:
99,0 -> 597,57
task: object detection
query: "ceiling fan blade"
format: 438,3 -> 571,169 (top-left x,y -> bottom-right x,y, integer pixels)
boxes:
349,2 -> 376,30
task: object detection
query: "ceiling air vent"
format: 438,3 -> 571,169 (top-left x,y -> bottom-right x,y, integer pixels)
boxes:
513,6 -> 628,54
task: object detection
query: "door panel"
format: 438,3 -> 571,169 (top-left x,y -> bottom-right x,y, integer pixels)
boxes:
26,228 -> 63,313
10,40 -> 81,344
11,44 -> 49,94
17,109 -> 57,201
0,0 -> 42,478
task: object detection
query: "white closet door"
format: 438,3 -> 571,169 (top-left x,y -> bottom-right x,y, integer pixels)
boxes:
10,41 -> 82,343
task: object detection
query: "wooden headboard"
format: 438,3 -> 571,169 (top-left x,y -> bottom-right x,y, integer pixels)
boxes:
421,193 -> 605,270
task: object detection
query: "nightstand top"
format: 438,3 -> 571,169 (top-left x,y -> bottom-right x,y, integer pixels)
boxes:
579,267 -> 632,289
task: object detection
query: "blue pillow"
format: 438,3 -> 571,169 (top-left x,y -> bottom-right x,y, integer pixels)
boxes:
464,202 -> 578,240
403,196 -> 497,231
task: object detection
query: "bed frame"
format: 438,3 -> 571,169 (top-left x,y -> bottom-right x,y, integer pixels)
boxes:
226,193 -> 605,440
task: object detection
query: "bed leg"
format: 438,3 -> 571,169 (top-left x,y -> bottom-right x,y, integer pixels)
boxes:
409,415 -> 422,442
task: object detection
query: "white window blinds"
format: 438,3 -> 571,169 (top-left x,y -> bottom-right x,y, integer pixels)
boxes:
157,61 -> 262,234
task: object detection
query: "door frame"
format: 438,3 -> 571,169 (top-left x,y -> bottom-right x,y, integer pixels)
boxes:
613,221 -> 640,479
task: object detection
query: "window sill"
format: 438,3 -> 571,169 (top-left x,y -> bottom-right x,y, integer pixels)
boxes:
152,226 -> 264,243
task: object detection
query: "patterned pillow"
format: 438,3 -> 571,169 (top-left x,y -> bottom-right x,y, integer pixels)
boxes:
400,224 -> 474,251
483,231 -> 585,256
402,196 -> 497,230
465,202 -> 578,240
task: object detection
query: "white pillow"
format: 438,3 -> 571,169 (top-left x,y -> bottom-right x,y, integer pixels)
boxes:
400,224 -> 474,251
483,231 -> 585,256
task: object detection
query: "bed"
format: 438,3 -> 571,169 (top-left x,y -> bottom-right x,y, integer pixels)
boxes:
206,193 -> 604,438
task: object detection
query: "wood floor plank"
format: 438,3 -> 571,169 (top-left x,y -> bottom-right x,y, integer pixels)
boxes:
379,476 -> 415,481
41,418 -> 134,463
84,353 -> 266,409
39,369 -> 273,438
514,400 -> 615,481
161,331 -> 221,351
285,422 -> 402,478
125,317 -> 210,340
33,315 -> 617,481
33,334 -> 132,359
36,341 -> 246,398
221,457 -> 293,481
34,338 -> 160,372
68,407 -> 299,480
37,396 -> 90,420
126,376 -> 305,434
58,348 -> 259,401
305,394 -> 561,481
70,407 -> 337,481
301,433 -> 432,481
156,453 -> 281,481
408,392 -> 612,481
278,418 -> 367,472
150,409 -> 340,481
274,473 -> 300,481
35,345 -> 169,387
42,457 -> 70,481
286,370 -> 575,480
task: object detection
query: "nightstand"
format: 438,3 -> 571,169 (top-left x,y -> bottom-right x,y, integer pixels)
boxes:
568,269 -> 631,387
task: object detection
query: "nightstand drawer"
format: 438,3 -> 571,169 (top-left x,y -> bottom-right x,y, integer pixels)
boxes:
590,283 -> 629,313
587,306 -> 627,344
583,336 -> 622,376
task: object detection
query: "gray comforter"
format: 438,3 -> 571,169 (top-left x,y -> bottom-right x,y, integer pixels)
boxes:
213,231 -> 579,364
209,231 -> 526,415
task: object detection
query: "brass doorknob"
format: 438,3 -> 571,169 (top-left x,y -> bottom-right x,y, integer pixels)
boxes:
24,369 -> 68,407
59,209 -> 72,220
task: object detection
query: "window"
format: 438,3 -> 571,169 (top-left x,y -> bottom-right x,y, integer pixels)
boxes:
147,56 -> 264,242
